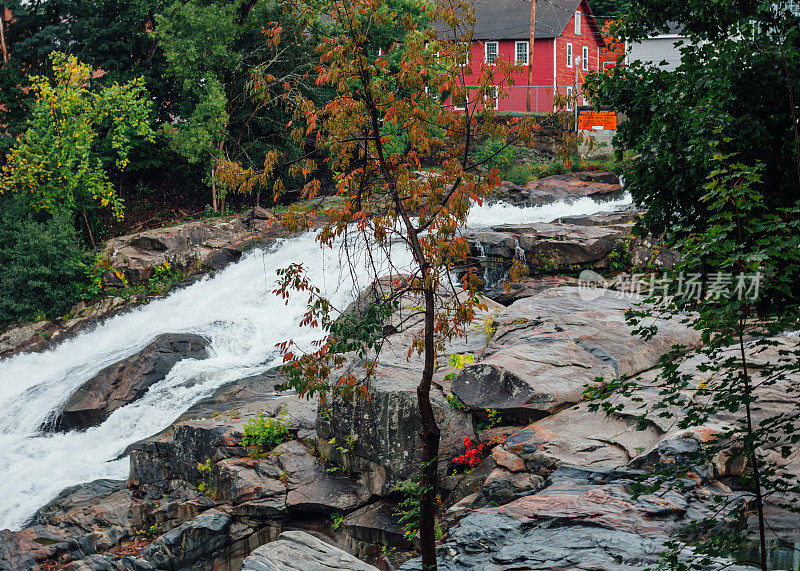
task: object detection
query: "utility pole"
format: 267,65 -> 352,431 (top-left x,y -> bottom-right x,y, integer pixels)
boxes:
526,0 -> 535,112
574,56 -> 580,131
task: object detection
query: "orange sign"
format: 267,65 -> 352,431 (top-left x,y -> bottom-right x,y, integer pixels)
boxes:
578,110 -> 617,131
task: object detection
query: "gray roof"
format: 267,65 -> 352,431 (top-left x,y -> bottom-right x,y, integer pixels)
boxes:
469,0 -> 583,40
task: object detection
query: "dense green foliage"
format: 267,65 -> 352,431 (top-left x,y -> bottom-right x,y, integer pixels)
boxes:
0,197 -> 86,323
1,53 -> 154,224
586,2 -> 800,568
589,0 -> 631,19
1,0 -> 321,210
586,2 -> 800,238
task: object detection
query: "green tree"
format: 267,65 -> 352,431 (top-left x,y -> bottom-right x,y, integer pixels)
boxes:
155,0 -> 320,211
589,0 -> 632,19
585,2 -> 800,568
0,52 -> 155,246
585,1 -> 800,235
0,196 -> 86,323
240,1 -> 575,568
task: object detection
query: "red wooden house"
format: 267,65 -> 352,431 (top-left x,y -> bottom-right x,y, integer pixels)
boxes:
458,0 -> 604,113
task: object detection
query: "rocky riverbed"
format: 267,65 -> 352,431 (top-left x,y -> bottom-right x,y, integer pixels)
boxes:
2,173 -> 796,570
3,283 -> 797,570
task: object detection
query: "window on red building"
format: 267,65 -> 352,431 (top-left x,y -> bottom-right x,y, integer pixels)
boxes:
485,41 -> 498,65
515,41 -> 529,65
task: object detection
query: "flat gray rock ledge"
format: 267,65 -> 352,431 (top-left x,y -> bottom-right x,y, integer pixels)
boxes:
241,530 -> 379,571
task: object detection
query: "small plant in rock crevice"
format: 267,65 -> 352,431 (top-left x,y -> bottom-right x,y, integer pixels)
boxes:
476,408 -> 503,431
445,392 -> 467,412
394,478 -> 422,541
452,436 -> 486,469
331,512 -> 344,531
241,409 -> 291,451
447,353 -> 474,370
149,258 -> 183,291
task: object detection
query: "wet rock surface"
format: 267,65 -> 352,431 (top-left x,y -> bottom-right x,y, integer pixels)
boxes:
451,287 -> 701,421
141,509 -> 231,569
499,172 -> 623,207
463,207 -> 639,289
3,279 -> 797,571
241,530 -> 379,570
101,211 -> 274,287
400,465 -> 756,571
50,334 -> 208,431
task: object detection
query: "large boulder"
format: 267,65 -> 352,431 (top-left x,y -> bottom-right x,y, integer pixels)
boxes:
452,287 -> 700,421
100,215 -> 272,286
128,419 -> 239,499
316,362 -> 476,496
340,500 -> 410,550
29,479 -> 132,533
496,222 -> 629,268
142,509 -> 231,570
51,334 -> 208,431
241,530 -> 379,571
213,441 -> 371,520
499,403 -> 663,470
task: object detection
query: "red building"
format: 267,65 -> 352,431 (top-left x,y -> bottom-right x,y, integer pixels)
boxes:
458,0 -> 604,113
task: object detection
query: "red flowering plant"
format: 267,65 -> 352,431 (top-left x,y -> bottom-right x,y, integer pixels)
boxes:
452,436 -> 486,469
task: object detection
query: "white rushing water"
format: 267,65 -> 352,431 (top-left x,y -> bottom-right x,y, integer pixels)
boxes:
0,194 -> 631,530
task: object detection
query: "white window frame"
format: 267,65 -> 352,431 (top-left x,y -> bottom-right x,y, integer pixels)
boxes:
485,41 -> 499,65
575,11 -> 581,34
491,85 -> 500,110
566,86 -> 574,111
566,42 -> 573,67
515,40 -> 529,65
582,46 -> 589,70
453,94 -> 467,111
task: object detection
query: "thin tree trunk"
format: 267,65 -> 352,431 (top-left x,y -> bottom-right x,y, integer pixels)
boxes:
212,169 -> 218,213
81,209 -> 97,250
0,7 -> 9,66
737,320 -> 768,571
417,281 -> 440,571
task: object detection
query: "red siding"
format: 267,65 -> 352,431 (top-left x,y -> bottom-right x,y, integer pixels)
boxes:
464,39 -> 555,112
455,0 -> 604,112
553,0 -> 603,105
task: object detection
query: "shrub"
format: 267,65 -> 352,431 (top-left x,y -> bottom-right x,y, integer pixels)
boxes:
452,436 -> 486,469
394,478 -> 421,540
445,392 -> 467,411
544,162 -> 567,176
0,198 -> 86,324
506,165 -> 534,186
241,410 -> 291,451
474,138 -> 517,170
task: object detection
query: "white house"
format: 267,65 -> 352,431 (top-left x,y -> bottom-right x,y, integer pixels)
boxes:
625,22 -> 686,70
626,3 -> 799,70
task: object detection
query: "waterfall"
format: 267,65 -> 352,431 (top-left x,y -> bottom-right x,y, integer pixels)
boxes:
0,194 -> 631,530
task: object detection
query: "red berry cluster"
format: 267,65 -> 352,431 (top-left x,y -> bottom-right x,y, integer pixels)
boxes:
452,436 -> 485,468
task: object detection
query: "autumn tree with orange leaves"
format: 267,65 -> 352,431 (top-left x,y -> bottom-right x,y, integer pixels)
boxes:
600,20 -> 626,69
217,0 -> 578,567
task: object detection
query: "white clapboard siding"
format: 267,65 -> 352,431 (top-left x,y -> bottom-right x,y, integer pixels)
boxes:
626,35 -> 686,71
